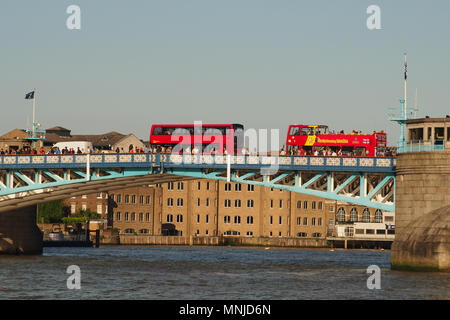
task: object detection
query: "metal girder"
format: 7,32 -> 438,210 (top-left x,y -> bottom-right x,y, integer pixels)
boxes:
0,154 -> 396,212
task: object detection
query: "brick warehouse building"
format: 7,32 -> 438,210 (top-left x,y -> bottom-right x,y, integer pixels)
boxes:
62,180 -> 392,245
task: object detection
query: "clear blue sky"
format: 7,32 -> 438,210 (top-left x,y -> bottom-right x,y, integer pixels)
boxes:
1,0 -> 449,145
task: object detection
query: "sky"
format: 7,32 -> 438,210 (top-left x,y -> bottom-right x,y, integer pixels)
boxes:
1,0 -> 450,146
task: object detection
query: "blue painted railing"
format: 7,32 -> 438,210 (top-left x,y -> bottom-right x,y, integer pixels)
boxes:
0,154 -> 396,173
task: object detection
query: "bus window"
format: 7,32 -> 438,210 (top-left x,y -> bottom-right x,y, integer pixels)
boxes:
355,147 -> 366,156
316,126 -> 328,134
341,147 -> 354,156
302,127 -> 314,136
289,127 -> 301,136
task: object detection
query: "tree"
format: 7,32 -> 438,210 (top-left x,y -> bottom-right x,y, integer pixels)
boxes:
37,200 -> 67,223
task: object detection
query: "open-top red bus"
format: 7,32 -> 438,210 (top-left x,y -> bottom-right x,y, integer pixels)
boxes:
150,123 -> 244,155
285,125 -> 387,157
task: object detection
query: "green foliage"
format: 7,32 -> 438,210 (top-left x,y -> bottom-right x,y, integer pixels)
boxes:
37,200 -> 66,223
62,217 -> 87,225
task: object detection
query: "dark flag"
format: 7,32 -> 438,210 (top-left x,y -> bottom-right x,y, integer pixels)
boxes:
404,62 -> 407,80
25,91 -> 35,99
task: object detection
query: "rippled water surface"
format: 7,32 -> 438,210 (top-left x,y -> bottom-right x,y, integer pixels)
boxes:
0,246 -> 448,299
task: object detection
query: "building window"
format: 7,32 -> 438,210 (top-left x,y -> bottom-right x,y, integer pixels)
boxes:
197,198 -> 201,207
270,216 -> 273,224
297,232 -> 307,237
303,217 -> 308,225
247,184 -> 254,192
303,201 -> 308,209
224,216 -> 231,224
131,212 -> 136,221
97,204 -> 102,214
166,214 -> 173,223
374,210 -> 383,223
312,201 -> 316,210
270,200 -> 273,208
139,212 -> 143,222
177,182 -> 184,190
167,198 -> 173,207
146,196 -> 150,205
279,216 -> 282,225
311,217 -> 316,226
206,198 -> 210,207
234,199 -> 241,208
225,183 -> 231,191
278,232 -> 282,237
177,198 -> 184,207
139,195 -> 144,204
131,195 -> 136,204
176,214 -> 183,223
125,195 -> 129,204
197,214 -> 200,223
337,208 -> 346,223
168,182 -> 174,190
139,229 -> 149,234
235,183 -> 241,192
312,233 -> 321,238
124,228 -> 135,234
247,199 -> 254,208
350,208 -> 358,222
329,205 -> 334,212
297,217 -> 301,225
279,200 -> 283,209
116,212 -> 121,221
71,204 -> 76,214
234,216 -> 241,224
224,199 -> 231,208
117,194 -> 121,203
318,218 -> 322,226
246,231 -> 253,237
97,192 -> 102,199
125,212 -> 129,221
247,216 -> 254,224
82,204 -> 87,211
145,213 -> 150,222
206,215 -> 209,224
297,201 -> 301,209
206,182 -> 210,190
197,181 -> 201,190
110,194 -> 115,201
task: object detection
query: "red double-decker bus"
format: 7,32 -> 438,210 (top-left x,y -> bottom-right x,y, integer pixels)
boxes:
150,123 -> 244,155
285,125 -> 387,157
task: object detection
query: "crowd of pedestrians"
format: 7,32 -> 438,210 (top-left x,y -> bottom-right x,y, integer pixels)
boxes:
0,144 -> 395,157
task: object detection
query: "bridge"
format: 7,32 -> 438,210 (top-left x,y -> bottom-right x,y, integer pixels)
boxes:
0,153 -> 395,213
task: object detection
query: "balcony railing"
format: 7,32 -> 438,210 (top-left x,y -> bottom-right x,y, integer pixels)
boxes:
398,140 -> 446,153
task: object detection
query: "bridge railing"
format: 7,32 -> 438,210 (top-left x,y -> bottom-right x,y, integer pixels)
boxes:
0,153 -> 396,172
398,140 -> 446,153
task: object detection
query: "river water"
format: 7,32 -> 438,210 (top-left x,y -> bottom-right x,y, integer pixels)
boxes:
0,246 -> 448,300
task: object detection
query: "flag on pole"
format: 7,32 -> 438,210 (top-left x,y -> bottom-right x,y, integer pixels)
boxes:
404,61 -> 407,80
25,91 -> 35,99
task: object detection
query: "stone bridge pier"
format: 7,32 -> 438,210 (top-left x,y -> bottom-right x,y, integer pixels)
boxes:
0,205 -> 43,254
392,151 -> 450,271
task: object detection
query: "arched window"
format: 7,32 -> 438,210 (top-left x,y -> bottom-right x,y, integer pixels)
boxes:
124,228 -> 135,234
374,209 -> 383,223
362,208 -> 370,222
337,207 -> 346,223
297,201 -> 302,209
139,229 -> 149,234
350,208 -> 358,222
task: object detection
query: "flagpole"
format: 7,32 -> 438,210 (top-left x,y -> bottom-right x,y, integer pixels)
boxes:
32,88 -> 36,138
404,53 -> 407,121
